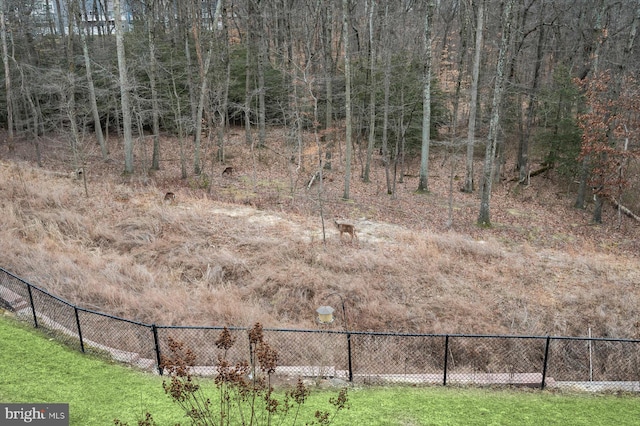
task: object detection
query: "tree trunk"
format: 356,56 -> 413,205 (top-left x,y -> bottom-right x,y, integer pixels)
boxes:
244,0 -> 254,147
147,6 -> 161,170
114,0 -> 134,174
44,0 -> 56,38
342,0 -> 353,200
575,0 -> 606,213
463,0 -> 484,193
66,86 -> 82,171
54,0 -> 65,36
323,0 -> 335,168
170,62 -> 188,180
593,193 -> 603,223
0,0 -> 13,145
290,46 -> 303,176
76,0 -> 108,160
417,1 -> 434,193
397,86 -> 407,185
257,1 -> 266,149
625,3 -> 639,61
183,34 -> 196,175
381,3 -> 391,194
191,4 -> 205,175
446,1 -> 471,226
363,0 -> 376,183
589,0 -> 612,225
217,0 -> 231,163
193,45 -> 212,176
518,2 -> 546,185
64,0 -> 79,170
478,0 -> 514,227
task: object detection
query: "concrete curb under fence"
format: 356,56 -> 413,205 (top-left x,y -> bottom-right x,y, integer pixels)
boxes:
2,267 -> 640,392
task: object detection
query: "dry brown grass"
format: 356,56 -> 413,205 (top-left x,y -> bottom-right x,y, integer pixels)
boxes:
1,130 -> 639,340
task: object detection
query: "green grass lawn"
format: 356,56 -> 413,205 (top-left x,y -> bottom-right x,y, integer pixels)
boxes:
1,313 -> 639,425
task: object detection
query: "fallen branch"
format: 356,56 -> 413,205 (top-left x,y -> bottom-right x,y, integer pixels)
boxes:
508,164 -> 553,183
610,197 -> 640,222
307,171 -> 324,189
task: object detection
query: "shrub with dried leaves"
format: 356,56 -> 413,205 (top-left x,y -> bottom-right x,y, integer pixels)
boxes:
114,323 -> 349,425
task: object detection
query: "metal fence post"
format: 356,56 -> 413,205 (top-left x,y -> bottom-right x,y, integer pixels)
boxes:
152,324 -> 163,376
74,306 -> 85,353
347,331 -> 353,382
541,335 -> 551,390
443,335 -> 449,386
26,284 -> 38,328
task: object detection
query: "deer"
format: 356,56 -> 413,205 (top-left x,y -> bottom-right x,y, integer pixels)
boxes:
164,192 -> 176,204
333,219 -> 357,241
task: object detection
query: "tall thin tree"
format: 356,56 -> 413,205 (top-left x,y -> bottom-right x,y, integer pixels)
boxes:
322,0 -> 335,168
342,0 -> 353,200
381,2 -> 392,194
417,0 -> 434,193
574,0 -> 606,211
363,0 -> 377,183
0,0 -> 13,146
518,0 -> 547,185
463,0 -> 484,193
478,0 -> 515,227
146,1 -> 161,170
75,0 -> 108,160
114,0 -> 134,174
256,0 -> 266,148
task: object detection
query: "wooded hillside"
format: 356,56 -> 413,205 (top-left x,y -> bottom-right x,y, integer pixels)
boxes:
1,0 -> 639,225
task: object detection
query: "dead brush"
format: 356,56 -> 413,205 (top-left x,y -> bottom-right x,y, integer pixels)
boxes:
115,323 -> 349,426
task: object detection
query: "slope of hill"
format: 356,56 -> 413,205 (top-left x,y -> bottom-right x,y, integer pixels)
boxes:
1,130 -> 638,339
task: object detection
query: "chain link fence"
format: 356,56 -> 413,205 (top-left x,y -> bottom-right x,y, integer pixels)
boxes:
2,267 -> 640,392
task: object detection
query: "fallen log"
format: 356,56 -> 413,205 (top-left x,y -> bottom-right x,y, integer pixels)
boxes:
306,171 -> 325,189
508,164 -> 553,183
610,197 -> 640,222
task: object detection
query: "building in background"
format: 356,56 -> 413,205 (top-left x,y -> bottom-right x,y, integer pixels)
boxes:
29,0 -> 129,36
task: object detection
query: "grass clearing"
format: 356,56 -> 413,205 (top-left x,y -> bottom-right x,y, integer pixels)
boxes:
1,315 -> 639,425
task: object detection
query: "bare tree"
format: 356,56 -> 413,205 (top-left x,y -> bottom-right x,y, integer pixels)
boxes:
145,1 -> 161,170
322,0 -> 336,168
169,57 -> 188,180
0,0 -> 13,146
342,0 -> 353,200
417,0 -> 434,193
75,0 -> 108,160
362,0 -> 377,183
215,0 -> 232,164
463,0 -> 484,193
478,0 -> 515,227
574,0 -> 606,216
380,2 -> 392,194
445,0 -> 472,228
114,0 -> 134,174
191,0 -> 212,175
243,0 -> 255,147
256,0 -> 266,148
517,0 -> 547,185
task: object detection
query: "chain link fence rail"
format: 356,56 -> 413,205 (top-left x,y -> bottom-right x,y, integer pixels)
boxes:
2,267 -> 640,392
